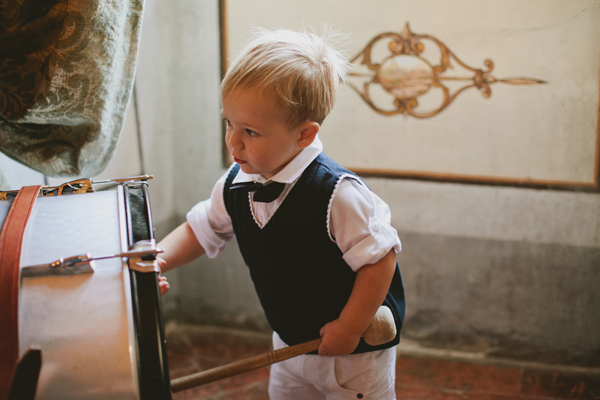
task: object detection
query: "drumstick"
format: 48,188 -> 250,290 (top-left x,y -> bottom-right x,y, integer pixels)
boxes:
170,305 -> 396,393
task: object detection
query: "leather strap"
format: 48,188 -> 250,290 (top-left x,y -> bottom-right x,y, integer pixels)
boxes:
0,185 -> 41,400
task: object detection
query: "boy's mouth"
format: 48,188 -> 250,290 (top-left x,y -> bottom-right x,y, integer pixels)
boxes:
233,157 -> 247,165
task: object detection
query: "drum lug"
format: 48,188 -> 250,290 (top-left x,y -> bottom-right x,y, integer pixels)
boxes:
21,254 -> 95,278
128,259 -> 160,273
21,242 -> 164,278
127,240 -> 161,273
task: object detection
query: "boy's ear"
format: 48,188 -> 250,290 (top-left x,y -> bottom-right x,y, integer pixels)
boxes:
297,122 -> 320,149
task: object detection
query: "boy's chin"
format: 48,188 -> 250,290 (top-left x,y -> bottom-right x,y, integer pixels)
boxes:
238,163 -> 280,180
238,163 -> 252,173
239,164 -> 260,176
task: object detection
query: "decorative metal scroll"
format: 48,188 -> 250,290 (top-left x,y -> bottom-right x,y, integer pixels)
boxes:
349,23 -> 546,118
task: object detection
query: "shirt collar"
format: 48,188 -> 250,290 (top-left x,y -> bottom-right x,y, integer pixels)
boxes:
233,135 -> 323,184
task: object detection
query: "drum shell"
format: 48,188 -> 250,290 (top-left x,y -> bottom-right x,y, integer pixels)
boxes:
1,185 -> 170,399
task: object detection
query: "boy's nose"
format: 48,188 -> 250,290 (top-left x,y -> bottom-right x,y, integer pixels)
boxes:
227,127 -> 243,150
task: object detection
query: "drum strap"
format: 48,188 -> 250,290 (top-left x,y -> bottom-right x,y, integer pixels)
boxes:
0,185 -> 41,400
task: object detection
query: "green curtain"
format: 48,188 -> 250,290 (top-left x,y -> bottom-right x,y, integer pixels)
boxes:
0,0 -> 144,177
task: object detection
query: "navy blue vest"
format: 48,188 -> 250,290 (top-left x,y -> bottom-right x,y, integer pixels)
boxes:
223,153 -> 406,354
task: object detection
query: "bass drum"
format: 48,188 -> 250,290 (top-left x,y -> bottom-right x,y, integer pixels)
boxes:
1,181 -> 171,399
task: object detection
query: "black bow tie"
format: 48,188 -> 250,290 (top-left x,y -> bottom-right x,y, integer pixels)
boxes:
230,181 -> 286,203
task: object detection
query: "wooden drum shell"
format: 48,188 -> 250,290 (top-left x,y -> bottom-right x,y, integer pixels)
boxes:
0,183 -> 170,399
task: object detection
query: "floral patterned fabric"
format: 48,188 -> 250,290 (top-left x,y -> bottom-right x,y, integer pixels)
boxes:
0,0 -> 144,177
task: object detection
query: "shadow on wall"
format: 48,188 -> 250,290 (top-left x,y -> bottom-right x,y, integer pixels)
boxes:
399,230 -> 600,368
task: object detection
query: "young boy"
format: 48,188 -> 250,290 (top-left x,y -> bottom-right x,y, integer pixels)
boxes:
158,27 -> 406,399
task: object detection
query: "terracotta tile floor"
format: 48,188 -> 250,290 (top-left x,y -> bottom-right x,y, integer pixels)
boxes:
165,323 -> 600,400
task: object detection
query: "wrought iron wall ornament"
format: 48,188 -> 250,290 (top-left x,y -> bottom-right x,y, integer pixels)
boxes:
349,23 -> 546,118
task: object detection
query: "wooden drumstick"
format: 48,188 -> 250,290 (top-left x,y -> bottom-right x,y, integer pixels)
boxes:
170,306 -> 396,393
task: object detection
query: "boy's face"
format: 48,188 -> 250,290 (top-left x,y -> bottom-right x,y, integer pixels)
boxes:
222,88 -> 311,180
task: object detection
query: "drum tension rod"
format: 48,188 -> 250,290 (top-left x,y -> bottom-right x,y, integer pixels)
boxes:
0,175 -> 153,201
21,244 -> 163,278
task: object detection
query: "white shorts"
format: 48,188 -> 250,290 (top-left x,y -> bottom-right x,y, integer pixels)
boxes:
268,332 -> 396,400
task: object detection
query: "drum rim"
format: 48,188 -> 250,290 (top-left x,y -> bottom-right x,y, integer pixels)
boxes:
122,183 -> 172,400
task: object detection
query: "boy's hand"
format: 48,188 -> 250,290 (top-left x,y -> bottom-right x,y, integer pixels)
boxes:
157,257 -> 170,296
158,275 -> 170,295
318,318 -> 361,357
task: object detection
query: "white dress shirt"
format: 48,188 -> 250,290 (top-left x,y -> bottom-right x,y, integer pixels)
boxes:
186,135 -> 401,271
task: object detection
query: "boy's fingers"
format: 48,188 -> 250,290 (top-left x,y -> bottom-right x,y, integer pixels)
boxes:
158,276 -> 170,296
318,342 -> 328,357
318,326 -> 331,356
156,257 -> 167,270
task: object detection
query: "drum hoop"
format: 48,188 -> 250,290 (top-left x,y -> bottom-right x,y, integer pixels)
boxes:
117,186 -> 142,400
122,183 -> 172,399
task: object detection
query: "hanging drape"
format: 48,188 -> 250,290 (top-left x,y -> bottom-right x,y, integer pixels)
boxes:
0,0 -> 144,177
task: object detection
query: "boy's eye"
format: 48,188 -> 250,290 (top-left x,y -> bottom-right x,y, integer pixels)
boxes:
222,117 -> 232,127
245,129 -> 258,136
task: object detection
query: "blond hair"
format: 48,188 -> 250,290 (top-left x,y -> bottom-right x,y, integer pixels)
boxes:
221,26 -> 350,128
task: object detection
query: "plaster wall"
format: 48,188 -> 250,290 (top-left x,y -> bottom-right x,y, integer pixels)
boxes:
136,0 -> 600,365
1,0 -> 597,366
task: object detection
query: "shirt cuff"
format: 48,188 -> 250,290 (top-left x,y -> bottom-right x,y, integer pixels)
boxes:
186,200 -> 230,259
342,220 -> 401,272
